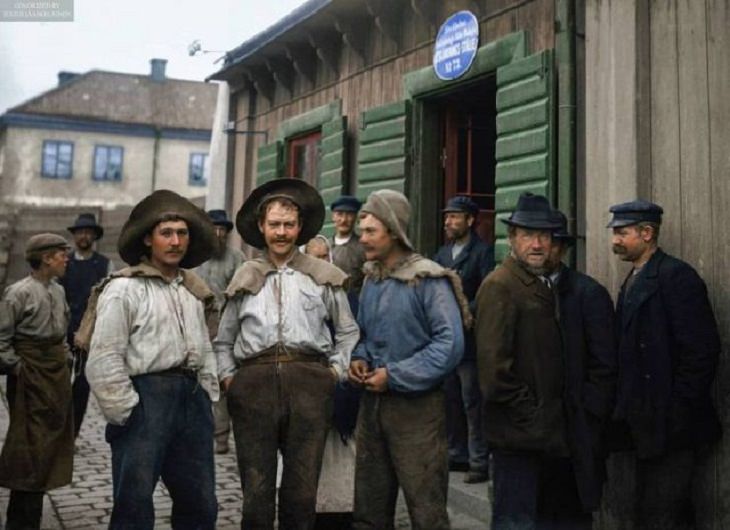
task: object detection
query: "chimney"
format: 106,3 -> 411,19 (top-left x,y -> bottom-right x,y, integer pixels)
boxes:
57,71 -> 79,87
150,58 -> 167,82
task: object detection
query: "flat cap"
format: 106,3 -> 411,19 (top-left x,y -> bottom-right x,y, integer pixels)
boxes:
607,200 -> 663,228
330,195 -> 362,213
25,233 -> 70,260
443,196 -> 479,217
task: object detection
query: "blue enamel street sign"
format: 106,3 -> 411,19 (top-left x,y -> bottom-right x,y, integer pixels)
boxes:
433,11 -> 480,81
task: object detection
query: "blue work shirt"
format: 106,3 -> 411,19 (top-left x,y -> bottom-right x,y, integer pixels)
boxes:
352,275 -> 464,393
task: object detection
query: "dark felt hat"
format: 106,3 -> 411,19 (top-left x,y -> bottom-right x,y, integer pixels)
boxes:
207,209 -> 234,231
117,190 -> 215,268
330,195 -> 362,213
607,200 -> 663,228
25,233 -> 71,260
236,178 -> 325,249
443,196 -> 479,217
551,210 -> 576,246
501,193 -> 562,230
67,213 -> 104,239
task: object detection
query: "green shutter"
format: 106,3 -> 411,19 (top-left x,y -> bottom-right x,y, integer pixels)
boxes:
356,100 -> 411,201
256,141 -> 283,187
494,49 -> 556,261
318,117 -> 348,237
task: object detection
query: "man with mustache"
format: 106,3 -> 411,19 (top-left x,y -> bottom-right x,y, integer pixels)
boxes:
475,193 -> 570,528
215,178 -> 359,529
433,196 -> 494,483
0,234 -> 73,530
607,200 -> 721,529
348,189 -> 467,529
85,190 -> 220,529
329,195 -> 366,314
59,213 -> 113,438
194,209 -> 245,454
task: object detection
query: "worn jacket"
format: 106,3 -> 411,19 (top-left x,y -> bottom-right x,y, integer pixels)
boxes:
433,231 -> 494,360
555,265 -> 617,510
475,255 -> 568,455
613,249 -> 721,458
352,254 -> 465,394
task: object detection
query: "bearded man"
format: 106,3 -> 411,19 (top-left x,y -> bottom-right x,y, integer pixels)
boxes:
475,193 -> 570,529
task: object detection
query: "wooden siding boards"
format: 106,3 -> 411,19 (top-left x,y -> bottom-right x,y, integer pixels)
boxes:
494,49 -> 555,260
255,141 -> 283,187
319,116 -> 348,236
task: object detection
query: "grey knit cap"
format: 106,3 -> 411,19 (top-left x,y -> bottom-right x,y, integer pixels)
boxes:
360,189 -> 413,251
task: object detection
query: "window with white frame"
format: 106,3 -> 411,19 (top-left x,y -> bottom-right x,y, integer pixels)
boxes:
41,140 -> 74,179
93,145 -> 124,181
189,153 -> 208,186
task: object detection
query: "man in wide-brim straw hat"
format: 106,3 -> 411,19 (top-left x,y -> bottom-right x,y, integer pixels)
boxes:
214,178 -> 359,528
0,233 -> 72,529
84,189 -> 220,529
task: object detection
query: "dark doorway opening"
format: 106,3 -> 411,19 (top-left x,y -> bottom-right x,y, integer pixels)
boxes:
430,76 -> 497,246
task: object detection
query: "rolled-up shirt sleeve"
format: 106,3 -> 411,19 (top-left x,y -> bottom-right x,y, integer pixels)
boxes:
326,286 -> 360,380
86,287 -> 139,426
213,296 -> 240,380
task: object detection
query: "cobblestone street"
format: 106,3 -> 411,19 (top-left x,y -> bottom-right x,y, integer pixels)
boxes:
0,385 -> 486,529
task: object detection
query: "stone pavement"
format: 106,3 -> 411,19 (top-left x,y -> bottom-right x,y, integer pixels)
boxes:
0,381 -> 489,529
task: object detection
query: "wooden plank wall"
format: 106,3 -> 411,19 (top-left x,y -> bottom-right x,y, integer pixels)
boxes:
588,0 -> 730,527
228,0 -> 555,207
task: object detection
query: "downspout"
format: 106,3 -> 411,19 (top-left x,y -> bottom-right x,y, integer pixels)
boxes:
556,0 -> 576,265
151,128 -> 161,192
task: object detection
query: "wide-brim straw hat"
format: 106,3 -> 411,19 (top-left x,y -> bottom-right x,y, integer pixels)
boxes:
236,178 -> 324,249
117,189 -> 215,268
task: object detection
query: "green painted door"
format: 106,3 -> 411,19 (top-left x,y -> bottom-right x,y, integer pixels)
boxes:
494,49 -> 556,261
356,100 -> 411,201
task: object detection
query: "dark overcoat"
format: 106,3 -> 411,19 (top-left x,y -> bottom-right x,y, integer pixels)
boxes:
434,231 -> 494,360
555,266 -> 617,511
475,256 -> 567,456
613,248 -> 721,458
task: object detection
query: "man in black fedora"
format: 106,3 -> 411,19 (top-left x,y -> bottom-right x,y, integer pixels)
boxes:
433,195 -> 493,483
214,178 -> 359,528
194,209 -> 245,454
59,212 -> 113,438
85,190 -> 220,529
607,200 -> 721,529
476,192 -> 574,528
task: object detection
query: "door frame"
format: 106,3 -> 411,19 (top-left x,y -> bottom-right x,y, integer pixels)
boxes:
402,31 -> 529,255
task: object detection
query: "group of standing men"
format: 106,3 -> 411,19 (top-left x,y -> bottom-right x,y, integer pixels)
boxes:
0,174 -> 721,530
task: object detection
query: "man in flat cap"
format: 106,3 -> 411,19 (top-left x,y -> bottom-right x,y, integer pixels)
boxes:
59,212 -> 113,438
607,200 -> 721,528
194,209 -> 245,454
433,195 -> 494,483
330,195 -> 366,313
476,193 -> 574,528
538,209 -> 618,526
349,189 -> 467,528
84,190 -> 219,529
214,178 -> 359,528
0,233 -> 73,529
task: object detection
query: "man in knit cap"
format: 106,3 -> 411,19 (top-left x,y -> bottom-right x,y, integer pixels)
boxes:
84,190 -> 219,529
194,209 -> 245,454
215,178 -> 359,528
0,233 -> 73,529
349,189 -> 467,529
59,212 -> 113,438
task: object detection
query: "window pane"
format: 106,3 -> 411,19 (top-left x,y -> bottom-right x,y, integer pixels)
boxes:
94,147 -> 108,180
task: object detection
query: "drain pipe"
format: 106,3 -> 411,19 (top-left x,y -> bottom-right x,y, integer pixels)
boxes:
556,0 -> 576,265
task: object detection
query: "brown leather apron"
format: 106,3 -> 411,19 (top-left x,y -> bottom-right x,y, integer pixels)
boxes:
0,337 -> 74,491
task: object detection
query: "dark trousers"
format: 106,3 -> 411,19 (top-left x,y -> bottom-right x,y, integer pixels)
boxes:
353,390 -> 449,530
636,449 -> 695,529
492,450 -> 592,530
6,490 -> 44,530
107,373 -> 217,530
444,360 -> 489,471
71,351 -> 90,438
227,361 -> 335,529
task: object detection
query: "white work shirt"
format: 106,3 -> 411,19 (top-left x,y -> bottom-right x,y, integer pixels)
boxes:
214,265 -> 359,380
86,274 -> 219,425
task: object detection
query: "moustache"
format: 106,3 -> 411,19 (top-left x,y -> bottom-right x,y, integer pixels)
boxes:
612,244 -> 627,255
